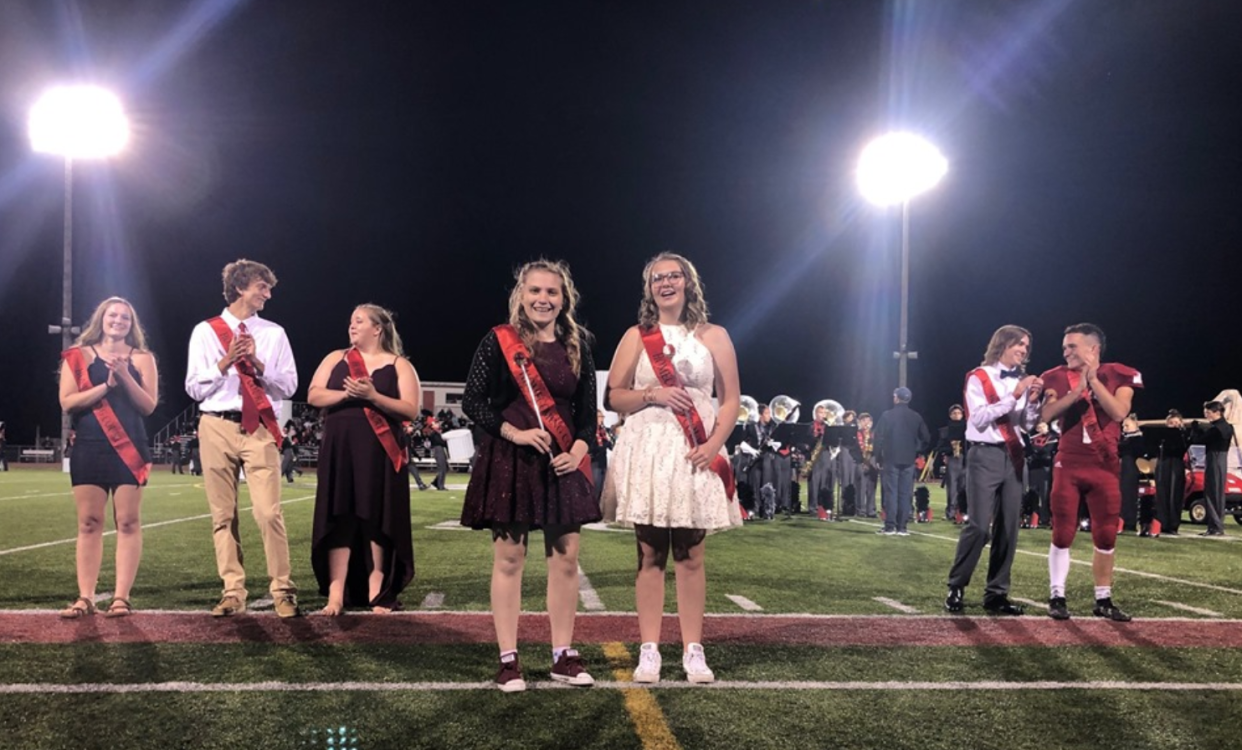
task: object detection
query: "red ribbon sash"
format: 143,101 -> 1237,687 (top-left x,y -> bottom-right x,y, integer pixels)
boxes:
62,347 -> 151,485
207,317 -> 282,448
492,324 -> 592,482
344,348 -> 407,472
1066,370 -> 1117,468
968,368 -> 1025,479
639,326 -> 736,500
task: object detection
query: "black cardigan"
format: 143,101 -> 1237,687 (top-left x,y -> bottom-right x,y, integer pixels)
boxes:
462,329 -> 597,445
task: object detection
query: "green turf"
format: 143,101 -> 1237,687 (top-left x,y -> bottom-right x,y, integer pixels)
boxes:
6,469 -> 1242,749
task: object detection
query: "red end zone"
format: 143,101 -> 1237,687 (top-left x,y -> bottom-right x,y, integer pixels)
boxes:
1,612 -> 1237,648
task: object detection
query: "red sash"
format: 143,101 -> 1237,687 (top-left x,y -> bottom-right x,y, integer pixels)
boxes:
344,348 -> 407,472
639,326 -> 736,500
62,347 -> 151,485
207,317 -> 282,448
968,368 -> 1025,479
492,324 -> 592,482
1066,370 -> 1117,469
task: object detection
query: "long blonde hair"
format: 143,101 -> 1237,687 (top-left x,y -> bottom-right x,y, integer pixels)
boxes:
75,297 -> 149,351
637,252 -> 709,330
506,259 -> 588,376
355,303 -> 403,356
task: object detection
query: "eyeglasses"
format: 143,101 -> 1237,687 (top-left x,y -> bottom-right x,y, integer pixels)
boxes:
650,271 -> 685,285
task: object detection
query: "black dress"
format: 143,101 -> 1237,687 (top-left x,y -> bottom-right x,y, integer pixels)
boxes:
69,347 -> 150,488
311,357 -> 414,609
460,330 -> 601,530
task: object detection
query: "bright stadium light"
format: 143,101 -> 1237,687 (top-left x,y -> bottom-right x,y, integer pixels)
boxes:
29,84 -> 130,466
856,132 -> 947,388
28,85 -> 129,159
856,132 -> 946,207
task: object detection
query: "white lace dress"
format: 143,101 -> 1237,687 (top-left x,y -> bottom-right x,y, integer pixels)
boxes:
609,324 -> 743,530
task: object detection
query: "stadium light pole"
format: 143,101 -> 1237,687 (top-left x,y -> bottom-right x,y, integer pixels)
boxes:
28,85 -> 130,458
856,132 -> 947,389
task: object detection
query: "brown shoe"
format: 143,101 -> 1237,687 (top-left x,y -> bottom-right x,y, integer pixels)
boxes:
211,595 -> 246,617
273,595 -> 301,618
550,649 -> 595,687
59,597 -> 96,619
496,657 -> 526,693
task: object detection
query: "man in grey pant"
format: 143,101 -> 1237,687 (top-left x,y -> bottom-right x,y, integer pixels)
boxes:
874,388 -> 930,535
945,325 -> 1043,615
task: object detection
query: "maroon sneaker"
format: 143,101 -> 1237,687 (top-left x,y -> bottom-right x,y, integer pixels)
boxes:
550,649 -> 595,686
495,657 -> 526,693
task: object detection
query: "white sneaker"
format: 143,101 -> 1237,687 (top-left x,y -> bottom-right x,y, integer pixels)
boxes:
682,643 -> 715,684
633,642 -> 661,683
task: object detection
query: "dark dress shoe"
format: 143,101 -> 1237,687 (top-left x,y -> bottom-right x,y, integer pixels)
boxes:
944,587 -> 965,613
983,598 -> 1025,616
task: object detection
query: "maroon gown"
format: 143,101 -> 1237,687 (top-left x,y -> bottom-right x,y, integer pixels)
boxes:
312,358 -> 413,609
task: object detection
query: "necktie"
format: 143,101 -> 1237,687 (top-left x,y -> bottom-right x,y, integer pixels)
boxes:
237,322 -> 261,435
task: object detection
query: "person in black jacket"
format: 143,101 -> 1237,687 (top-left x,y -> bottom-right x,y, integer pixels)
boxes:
426,418 -> 450,490
1188,401 -> 1235,536
1118,415 -> 1145,532
874,387 -> 930,535
1154,410 -> 1188,536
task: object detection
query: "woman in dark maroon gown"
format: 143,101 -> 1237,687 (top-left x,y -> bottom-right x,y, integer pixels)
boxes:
308,305 -> 422,614
461,259 -> 600,693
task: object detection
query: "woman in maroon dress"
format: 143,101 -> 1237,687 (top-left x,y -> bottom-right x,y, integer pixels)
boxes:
461,259 -> 600,692
308,304 -> 421,614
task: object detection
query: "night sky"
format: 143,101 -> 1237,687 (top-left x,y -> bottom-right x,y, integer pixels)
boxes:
2,1 -> 1241,444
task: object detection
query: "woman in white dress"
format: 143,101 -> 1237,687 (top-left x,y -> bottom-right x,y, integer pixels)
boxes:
606,252 -> 742,684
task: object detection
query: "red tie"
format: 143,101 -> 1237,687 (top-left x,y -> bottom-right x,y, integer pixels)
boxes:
237,322 -> 261,435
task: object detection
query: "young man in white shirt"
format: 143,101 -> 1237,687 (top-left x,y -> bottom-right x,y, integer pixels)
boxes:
185,259 -> 300,617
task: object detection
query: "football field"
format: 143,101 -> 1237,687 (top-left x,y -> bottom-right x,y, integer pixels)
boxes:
2,468 -> 1242,749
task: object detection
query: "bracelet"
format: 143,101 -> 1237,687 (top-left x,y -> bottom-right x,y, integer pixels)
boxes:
643,388 -> 655,404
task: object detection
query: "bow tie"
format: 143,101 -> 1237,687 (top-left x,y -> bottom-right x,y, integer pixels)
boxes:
999,368 -> 1021,379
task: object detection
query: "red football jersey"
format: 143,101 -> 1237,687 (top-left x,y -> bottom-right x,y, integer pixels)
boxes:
1038,363 -> 1143,464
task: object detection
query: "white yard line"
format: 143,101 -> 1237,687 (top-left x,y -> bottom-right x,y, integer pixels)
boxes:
249,596 -> 274,611
725,594 -> 763,612
1012,597 -> 1046,610
582,522 -> 629,533
425,521 -> 469,531
1153,600 -> 1224,617
420,592 -> 445,609
873,597 -> 920,614
2,679 -> 1241,695
0,495 -> 315,556
849,518 -> 1242,597
578,565 -> 605,611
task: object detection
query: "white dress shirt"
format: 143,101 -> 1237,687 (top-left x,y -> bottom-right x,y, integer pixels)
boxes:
964,363 -> 1040,444
184,309 -> 298,412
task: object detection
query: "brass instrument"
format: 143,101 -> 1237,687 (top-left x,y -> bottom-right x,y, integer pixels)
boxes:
737,395 -> 759,425
804,399 -> 844,476
951,440 -> 963,458
769,395 -> 800,425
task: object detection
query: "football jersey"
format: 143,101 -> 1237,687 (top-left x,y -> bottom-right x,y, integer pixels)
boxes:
1038,362 -> 1143,463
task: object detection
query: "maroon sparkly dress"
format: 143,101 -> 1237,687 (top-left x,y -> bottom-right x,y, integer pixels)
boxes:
460,330 -> 601,530
312,356 -> 413,609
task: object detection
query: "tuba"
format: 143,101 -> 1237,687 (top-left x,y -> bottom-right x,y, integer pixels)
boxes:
813,399 -> 845,426
769,395 -> 801,425
737,395 -> 759,425
806,398 -> 844,475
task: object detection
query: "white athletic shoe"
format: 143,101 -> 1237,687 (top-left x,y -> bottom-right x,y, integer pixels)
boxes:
683,643 -> 715,684
633,642 -> 662,683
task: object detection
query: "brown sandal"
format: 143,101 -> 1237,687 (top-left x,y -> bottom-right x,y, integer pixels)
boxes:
104,598 -> 133,618
59,597 -> 96,619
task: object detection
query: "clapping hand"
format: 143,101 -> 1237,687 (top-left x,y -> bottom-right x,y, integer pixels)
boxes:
343,376 -> 376,401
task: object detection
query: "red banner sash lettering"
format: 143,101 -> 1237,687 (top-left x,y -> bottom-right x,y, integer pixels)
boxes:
1066,370 -> 1117,469
207,317 -> 282,448
639,326 -> 736,500
492,324 -> 592,482
968,368 -> 1026,479
344,348 -> 407,472
62,347 -> 151,485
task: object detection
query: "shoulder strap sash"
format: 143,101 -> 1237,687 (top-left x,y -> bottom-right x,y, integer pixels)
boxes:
62,347 -> 150,485
207,317 -> 282,448
640,326 -> 736,500
345,348 -> 407,472
1065,370 -> 1117,469
492,324 -> 591,482
968,368 -> 1026,479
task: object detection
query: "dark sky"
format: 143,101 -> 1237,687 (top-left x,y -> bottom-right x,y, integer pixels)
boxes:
2,1 -> 1241,443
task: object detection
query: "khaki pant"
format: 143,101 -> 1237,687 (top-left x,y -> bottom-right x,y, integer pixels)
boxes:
199,414 -> 296,601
